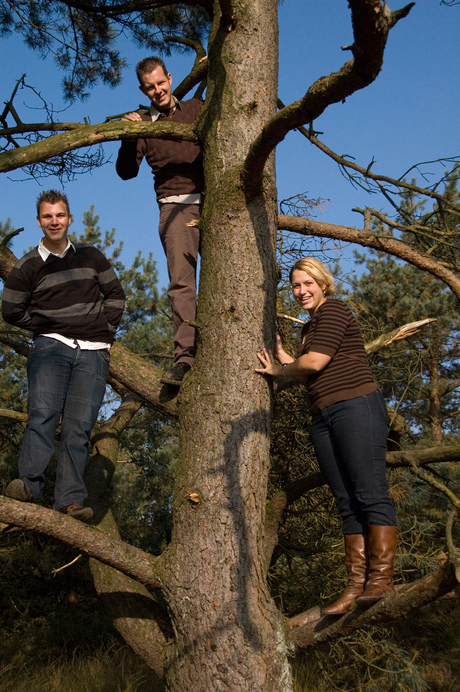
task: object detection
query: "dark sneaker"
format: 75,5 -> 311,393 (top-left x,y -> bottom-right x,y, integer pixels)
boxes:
59,503 -> 93,523
5,479 -> 34,503
160,362 -> 191,386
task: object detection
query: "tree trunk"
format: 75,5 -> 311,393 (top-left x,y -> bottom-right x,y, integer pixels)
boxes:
158,2 -> 292,689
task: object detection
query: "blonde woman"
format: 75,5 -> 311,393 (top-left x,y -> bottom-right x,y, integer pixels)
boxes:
255,257 -> 397,613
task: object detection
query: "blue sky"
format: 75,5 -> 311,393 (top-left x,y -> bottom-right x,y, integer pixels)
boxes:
1,0 -> 459,291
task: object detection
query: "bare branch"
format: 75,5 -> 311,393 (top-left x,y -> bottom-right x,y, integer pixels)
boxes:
287,560 -> 456,653
0,408 -> 27,423
0,120 -> 198,174
278,214 -> 460,300
365,318 -> 438,354
242,0 -> 415,194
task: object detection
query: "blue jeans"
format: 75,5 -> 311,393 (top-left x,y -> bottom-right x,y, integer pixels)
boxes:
309,390 -> 396,534
18,337 -> 109,509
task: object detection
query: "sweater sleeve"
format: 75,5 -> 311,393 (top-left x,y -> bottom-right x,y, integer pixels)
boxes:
96,254 -> 126,340
306,301 -> 351,358
1,263 -> 34,331
116,115 -> 149,180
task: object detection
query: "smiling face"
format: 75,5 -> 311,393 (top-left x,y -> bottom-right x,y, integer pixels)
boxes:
37,201 -> 71,254
139,66 -> 174,113
291,269 -> 327,316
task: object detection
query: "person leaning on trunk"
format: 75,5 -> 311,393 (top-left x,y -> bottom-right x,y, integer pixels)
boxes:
255,257 -> 397,613
2,190 -> 125,522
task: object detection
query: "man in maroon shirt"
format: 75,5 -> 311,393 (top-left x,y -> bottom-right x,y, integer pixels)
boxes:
116,57 -> 204,385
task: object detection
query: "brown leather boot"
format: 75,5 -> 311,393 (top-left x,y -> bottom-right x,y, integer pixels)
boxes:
355,525 -> 397,606
322,534 -> 367,615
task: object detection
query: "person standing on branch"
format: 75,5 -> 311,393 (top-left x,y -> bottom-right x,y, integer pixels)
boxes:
116,56 -> 204,385
255,257 -> 397,613
2,190 -> 125,522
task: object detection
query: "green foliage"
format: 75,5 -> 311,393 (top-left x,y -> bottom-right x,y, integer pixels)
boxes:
112,405 -> 178,554
0,1 -> 211,101
347,174 -> 460,443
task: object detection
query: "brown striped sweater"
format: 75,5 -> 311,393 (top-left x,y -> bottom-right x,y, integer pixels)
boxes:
297,298 -> 377,414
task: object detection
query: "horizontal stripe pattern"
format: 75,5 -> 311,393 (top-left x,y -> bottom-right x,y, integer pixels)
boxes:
298,299 -> 377,413
2,244 -> 125,344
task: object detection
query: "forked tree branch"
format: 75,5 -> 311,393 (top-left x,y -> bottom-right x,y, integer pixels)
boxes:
242,0 -> 415,195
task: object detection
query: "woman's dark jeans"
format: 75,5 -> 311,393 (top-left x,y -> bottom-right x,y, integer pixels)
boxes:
309,390 -> 396,535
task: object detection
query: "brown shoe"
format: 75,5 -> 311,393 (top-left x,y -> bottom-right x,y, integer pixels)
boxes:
322,534 -> 367,615
59,503 -> 93,523
5,479 -> 35,503
355,525 -> 397,606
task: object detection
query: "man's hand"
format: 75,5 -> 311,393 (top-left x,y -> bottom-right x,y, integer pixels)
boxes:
121,112 -> 143,122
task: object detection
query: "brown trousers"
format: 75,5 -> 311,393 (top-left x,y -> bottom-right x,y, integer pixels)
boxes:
158,203 -> 201,365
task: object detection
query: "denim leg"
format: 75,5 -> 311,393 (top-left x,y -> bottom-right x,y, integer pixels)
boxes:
18,337 -> 74,502
309,390 -> 396,534
53,348 -> 109,509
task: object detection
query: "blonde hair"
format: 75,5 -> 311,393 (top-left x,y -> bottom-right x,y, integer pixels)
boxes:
289,257 -> 335,295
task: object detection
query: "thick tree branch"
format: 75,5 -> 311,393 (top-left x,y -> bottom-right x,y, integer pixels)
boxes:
278,214 -> 460,300
0,120 -> 198,174
242,0 -> 415,194
287,560 -> 457,653
0,496 -> 165,589
109,341 -> 178,416
284,444 -> 460,510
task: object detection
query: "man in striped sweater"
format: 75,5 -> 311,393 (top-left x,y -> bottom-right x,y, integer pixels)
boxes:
2,190 -> 125,522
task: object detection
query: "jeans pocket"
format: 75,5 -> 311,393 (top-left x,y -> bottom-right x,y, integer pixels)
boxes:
30,336 -> 60,354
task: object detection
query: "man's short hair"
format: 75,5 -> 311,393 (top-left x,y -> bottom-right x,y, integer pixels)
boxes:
36,190 -> 70,216
136,57 -> 168,83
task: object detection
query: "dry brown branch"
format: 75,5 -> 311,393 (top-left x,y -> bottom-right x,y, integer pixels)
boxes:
365,318 -> 437,354
51,553 -> 82,575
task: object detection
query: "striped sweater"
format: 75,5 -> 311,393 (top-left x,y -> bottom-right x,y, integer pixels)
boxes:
297,299 -> 377,414
2,244 -> 125,343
